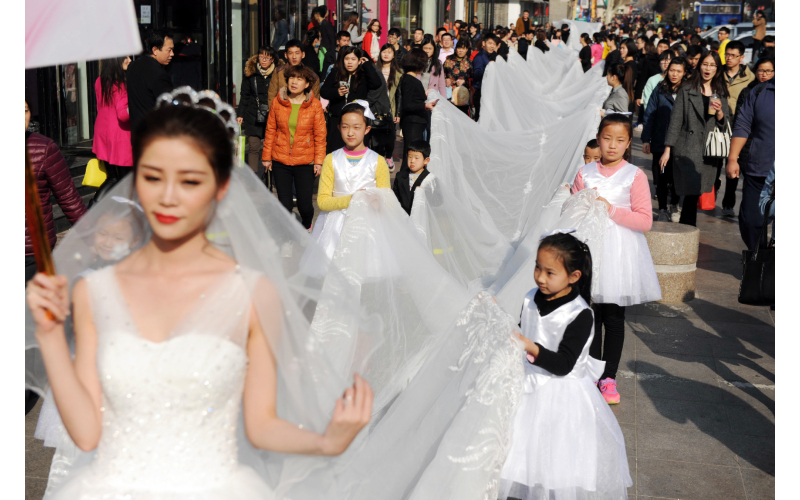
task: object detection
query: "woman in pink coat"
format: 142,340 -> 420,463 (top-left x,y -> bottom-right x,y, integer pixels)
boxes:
91,56 -> 132,204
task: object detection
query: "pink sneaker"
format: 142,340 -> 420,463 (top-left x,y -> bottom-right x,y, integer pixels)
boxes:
599,378 -> 620,405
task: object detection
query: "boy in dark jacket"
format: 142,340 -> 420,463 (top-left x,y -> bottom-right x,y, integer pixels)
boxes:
393,140 -> 434,215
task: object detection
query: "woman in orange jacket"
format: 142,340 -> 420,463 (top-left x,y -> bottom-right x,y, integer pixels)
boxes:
262,64 -> 327,231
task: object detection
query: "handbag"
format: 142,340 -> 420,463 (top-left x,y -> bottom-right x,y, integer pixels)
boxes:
738,198 -> 774,306
253,78 -> 269,123
370,113 -> 393,130
697,186 -> 715,210
704,121 -> 731,158
82,158 -> 107,188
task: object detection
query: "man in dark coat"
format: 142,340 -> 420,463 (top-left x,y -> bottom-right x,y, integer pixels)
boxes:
313,6 -> 337,52
127,31 -> 174,133
728,79 -> 775,251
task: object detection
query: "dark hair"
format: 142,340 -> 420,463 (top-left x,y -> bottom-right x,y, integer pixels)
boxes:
144,30 -> 173,55
315,5 -> 328,18
725,40 -> 745,57
99,57 -> 128,107
133,105 -> 233,186
436,27 -> 447,35
421,35 -> 443,77
657,38 -> 670,47
644,39 -> 657,56
340,101 -> 371,126
453,39 -> 470,52
659,50 -> 674,63
334,46 -> 365,89
762,35 -> 775,44
336,30 -> 351,42
659,56 -> 690,92
686,45 -> 704,59
285,39 -> 305,53
407,140 -> 431,159
718,26 -> 731,34
621,38 -> 637,59
709,40 -> 720,52
258,45 -> 277,60
367,19 -> 382,37
414,28 -> 425,35
343,13 -> 361,36
284,64 -> 316,92
756,56 -> 775,71
537,31 -> 547,43
402,48 -> 429,73
581,33 -> 592,45
689,50 -> 728,97
441,32 -> 453,41
378,44 -> 402,90
598,113 -> 633,141
388,27 -> 402,37
303,27 -> 321,47
482,33 -> 500,46
537,233 -> 594,305
585,139 -> 599,150
754,10 -> 765,19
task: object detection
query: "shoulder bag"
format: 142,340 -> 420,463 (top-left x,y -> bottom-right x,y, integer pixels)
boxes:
704,120 -> 731,158
738,198 -> 774,306
253,77 -> 269,124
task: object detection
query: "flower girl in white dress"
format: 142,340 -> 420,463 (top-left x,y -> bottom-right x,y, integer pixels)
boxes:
25,91 -> 373,499
499,231 -> 632,500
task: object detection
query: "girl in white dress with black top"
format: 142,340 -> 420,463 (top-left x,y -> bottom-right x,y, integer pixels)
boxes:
499,231 -> 632,500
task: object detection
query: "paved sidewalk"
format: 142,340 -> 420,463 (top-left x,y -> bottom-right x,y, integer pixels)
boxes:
614,134 -> 775,499
24,133 -> 775,499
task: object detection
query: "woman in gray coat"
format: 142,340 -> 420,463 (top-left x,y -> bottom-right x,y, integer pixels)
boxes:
661,50 -> 730,226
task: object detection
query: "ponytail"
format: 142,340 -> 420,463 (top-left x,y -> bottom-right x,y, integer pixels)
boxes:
622,65 -> 634,102
576,240 -> 593,305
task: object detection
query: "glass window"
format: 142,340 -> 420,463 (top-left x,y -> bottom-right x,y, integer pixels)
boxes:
390,0 -> 409,41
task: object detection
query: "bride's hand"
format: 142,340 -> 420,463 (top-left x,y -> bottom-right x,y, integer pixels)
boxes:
27,273 -> 70,334
320,374 -> 373,456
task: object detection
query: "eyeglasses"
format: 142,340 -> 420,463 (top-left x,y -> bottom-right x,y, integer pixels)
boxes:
700,63 -> 717,69
724,52 -> 742,59
756,69 -> 775,75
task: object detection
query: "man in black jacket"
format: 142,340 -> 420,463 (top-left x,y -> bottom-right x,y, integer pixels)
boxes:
313,6 -> 337,52
127,31 -> 174,133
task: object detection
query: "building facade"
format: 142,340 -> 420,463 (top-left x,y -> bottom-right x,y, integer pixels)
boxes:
25,0 -> 547,149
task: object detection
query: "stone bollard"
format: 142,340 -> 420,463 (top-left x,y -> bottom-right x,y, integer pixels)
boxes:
644,222 -> 700,303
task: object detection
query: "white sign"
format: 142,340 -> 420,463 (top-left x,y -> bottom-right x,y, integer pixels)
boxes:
141,5 -> 151,24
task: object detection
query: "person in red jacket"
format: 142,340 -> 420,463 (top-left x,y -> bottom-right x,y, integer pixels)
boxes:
25,99 -> 87,414
25,100 -> 88,282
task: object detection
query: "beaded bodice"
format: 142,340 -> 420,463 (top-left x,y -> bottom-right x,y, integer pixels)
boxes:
85,266 -> 250,491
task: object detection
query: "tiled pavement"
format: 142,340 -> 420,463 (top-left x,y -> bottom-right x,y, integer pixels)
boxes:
25,131 -> 775,499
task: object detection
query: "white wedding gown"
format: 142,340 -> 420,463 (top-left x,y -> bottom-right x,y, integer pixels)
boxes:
46,265 -> 274,499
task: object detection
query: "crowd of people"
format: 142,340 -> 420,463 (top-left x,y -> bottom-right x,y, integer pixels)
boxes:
24,10 -> 774,500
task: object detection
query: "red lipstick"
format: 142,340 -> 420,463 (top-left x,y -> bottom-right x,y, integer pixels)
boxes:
154,213 -> 180,224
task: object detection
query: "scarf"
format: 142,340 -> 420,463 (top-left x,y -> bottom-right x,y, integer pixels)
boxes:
258,62 -> 275,78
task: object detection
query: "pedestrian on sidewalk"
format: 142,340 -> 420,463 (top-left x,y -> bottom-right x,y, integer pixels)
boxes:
642,56 -> 689,222
719,40 -> 755,217
236,46 -> 277,178
127,31 -> 174,133
262,65 -> 326,232
570,114 -> 661,405
727,68 -> 774,251
662,51 -> 731,227
501,233 -> 632,499
397,49 -> 437,172
25,99 -> 88,414
724,58 -> 774,222
91,56 -> 134,205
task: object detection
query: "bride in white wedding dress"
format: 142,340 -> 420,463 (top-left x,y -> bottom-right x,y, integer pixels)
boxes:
26,93 -> 373,499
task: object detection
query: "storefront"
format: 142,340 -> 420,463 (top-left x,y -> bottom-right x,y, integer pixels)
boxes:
24,0 -> 547,149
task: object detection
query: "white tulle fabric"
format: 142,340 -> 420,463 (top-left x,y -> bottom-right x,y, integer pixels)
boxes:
579,162 -> 662,305
498,289 -> 631,500
418,47 -> 611,317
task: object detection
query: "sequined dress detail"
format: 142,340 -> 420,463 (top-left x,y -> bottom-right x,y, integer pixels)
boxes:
45,265 -> 273,499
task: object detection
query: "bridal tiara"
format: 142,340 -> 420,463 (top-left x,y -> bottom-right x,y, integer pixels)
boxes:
155,87 -> 240,143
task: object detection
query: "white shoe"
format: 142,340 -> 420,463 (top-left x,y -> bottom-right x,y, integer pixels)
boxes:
670,205 -> 681,223
657,209 -> 670,222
